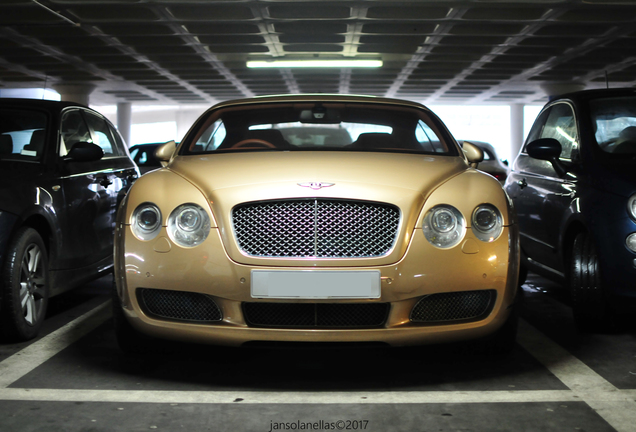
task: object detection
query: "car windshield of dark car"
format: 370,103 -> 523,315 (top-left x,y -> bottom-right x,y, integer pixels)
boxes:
0,109 -> 48,162
184,102 -> 455,156
590,96 -> 636,155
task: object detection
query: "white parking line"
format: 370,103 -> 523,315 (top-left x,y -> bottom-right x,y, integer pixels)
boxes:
0,388 -> 581,404
0,303 -> 635,432
0,300 -> 111,389
517,319 -> 636,432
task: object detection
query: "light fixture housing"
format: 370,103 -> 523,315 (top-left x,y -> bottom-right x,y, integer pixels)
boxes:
247,60 -> 383,69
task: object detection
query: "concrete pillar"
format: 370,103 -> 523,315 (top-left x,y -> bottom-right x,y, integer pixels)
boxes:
116,102 -> 132,147
52,84 -> 95,106
510,103 -> 524,161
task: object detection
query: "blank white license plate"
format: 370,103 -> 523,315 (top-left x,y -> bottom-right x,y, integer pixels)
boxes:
251,270 -> 381,299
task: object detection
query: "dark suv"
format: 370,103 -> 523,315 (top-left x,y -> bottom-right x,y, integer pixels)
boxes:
0,98 -> 138,341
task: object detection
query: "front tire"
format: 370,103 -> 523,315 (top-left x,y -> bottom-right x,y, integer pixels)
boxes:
569,232 -> 613,332
1,227 -> 49,341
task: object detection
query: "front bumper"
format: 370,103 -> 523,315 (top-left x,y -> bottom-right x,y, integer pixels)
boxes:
114,223 -> 519,347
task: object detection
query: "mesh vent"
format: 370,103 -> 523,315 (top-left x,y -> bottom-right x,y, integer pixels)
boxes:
410,290 -> 496,323
138,288 -> 222,323
243,302 -> 389,328
232,199 -> 400,258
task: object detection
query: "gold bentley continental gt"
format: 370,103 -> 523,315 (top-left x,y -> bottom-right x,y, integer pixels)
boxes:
113,95 -> 520,354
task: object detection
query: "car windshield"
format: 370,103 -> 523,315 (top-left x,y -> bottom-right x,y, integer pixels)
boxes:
590,96 -> 636,154
0,108 -> 48,162
183,102 -> 456,156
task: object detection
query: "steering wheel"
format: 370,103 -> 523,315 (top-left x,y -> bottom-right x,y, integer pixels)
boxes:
231,139 -> 276,149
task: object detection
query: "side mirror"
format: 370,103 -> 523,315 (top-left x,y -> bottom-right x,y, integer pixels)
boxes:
526,138 -> 567,177
155,140 -> 176,167
67,141 -> 103,162
462,141 -> 484,168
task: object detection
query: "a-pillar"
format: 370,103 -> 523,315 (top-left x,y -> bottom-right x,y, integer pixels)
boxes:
116,102 -> 132,147
176,108 -> 206,142
510,103 -> 524,162
52,84 -> 95,106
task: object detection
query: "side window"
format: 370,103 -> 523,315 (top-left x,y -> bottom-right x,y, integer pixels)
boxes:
193,119 -> 226,152
416,120 -> 445,152
109,124 -> 128,155
60,110 -> 92,156
540,103 -> 578,160
524,108 -> 551,148
83,111 -> 120,156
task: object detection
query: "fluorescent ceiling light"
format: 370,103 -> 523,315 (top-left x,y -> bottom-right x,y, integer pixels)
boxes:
247,60 -> 383,68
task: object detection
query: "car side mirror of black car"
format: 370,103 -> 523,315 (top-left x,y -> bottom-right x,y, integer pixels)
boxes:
67,141 -> 104,162
526,138 -> 568,177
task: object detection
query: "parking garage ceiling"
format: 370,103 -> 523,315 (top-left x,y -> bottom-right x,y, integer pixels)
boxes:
1,0 -> 636,106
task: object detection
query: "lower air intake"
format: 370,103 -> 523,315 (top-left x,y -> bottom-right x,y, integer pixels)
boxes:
243,302 -> 389,328
410,290 -> 496,323
138,288 -> 222,323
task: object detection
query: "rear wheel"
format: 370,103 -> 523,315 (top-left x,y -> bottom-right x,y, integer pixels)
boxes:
569,232 -> 613,332
1,227 -> 49,341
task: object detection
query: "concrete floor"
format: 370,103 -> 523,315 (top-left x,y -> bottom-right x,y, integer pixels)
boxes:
0,273 -> 634,432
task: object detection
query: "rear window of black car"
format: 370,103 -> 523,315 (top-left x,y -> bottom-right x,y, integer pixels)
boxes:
0,109 -> 48,162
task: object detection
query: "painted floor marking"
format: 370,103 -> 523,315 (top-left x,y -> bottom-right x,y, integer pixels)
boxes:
0,300 -> 111,389
517,319 -> 636,432
0,388 -> 581,404
0,301 -> 635,432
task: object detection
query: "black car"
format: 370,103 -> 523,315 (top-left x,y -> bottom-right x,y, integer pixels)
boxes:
128,143 -> 163,174
505,88 -> 636,330
0,98 -> 138,341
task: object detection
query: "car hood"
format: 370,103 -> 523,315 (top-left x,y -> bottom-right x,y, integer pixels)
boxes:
593,162 -> 636,197
168,151 -> 468,209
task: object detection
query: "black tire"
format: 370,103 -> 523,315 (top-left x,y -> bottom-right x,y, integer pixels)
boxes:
569,232 -> 613,332
112,280 -> 162,355
518,260 -> 528,287
1,227 -> 49,341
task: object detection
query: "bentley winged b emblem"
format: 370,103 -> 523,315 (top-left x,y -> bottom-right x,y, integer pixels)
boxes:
297,182 -> 335,190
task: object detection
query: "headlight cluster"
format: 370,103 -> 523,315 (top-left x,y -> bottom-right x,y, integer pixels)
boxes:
628,194 -> 636,220
131,203 -> 162,241
422,204 -> 503,248
131,202 -> 210,247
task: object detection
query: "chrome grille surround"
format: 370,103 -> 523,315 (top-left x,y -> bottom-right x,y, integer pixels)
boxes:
410,290 -> 496,323
232,199 -> 400,258
138,288 -> 223,323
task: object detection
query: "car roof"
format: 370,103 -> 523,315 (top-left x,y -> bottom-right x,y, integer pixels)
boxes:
0,98 -> 88,111
210,94 -> 430,111
552,87 -> 636,103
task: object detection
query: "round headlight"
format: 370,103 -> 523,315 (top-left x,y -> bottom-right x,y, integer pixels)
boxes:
422,205 -> 466,249
472,204 -> 503,242
167,203 -> 210,247
628,194 -> 636,220
131,203 -> 162,240
627,233 -> 636,253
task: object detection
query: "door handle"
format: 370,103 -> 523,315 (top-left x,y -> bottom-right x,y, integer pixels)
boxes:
517,178 -> 528,189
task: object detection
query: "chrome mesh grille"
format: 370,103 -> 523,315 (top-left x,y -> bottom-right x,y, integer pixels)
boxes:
138,288 -> 222,323
243,302 -> 389,328
410,290 -> 496,323
232,199 -> 400,258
